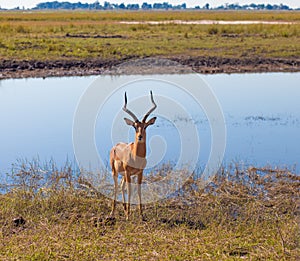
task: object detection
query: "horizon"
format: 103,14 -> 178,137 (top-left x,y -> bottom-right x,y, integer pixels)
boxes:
0,0 -> 299,9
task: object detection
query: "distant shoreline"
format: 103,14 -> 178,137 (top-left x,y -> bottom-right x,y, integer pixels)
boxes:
1,56 -> 300,79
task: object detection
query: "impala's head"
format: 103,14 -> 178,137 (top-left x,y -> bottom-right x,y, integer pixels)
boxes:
123,91 -> 157,143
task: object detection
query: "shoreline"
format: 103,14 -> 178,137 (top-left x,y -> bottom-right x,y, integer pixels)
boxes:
0,56 -> 299,79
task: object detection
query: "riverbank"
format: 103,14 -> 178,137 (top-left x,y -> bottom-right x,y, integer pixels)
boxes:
1,56 -> 300,79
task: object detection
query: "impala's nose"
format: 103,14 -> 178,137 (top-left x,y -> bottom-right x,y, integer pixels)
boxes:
138,135 -> 143,141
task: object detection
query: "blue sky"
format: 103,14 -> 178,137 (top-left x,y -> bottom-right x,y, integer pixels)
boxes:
0,0 -> 299,9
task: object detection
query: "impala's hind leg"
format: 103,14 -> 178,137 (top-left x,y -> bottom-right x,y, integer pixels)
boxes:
120,177 -> 127,214
110,168 -> 118,217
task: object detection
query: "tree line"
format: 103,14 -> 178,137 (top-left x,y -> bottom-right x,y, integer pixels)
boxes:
2,1 -> 297,11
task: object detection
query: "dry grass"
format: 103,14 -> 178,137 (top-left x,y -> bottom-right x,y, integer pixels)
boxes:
0,160 -> 299,260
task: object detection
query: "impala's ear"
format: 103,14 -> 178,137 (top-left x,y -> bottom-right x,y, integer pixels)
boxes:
124,118 -> 135,126
145,117 -> 157,128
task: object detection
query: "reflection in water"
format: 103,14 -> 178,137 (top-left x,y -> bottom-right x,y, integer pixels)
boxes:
0,73 -> 299,177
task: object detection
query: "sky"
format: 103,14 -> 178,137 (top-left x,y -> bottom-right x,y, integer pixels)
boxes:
0,0 -> 299,9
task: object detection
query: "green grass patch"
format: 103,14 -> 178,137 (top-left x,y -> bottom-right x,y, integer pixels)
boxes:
0,11 -> 299,62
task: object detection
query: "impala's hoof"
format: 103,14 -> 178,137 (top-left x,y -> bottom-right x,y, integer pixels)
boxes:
125,214 -> 130,221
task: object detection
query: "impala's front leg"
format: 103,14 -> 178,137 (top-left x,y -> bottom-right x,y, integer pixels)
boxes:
137,171 -> 144,219
125,171 -> 131,220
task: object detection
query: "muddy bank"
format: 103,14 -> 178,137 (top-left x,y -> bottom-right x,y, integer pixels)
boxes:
0,56 -> 299,79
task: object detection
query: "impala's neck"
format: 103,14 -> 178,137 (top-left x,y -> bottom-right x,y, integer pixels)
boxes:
133,136 -> 146,158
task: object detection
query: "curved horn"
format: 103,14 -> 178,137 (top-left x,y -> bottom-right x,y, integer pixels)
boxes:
123,92 -> 138,122
142,90 -> 157,123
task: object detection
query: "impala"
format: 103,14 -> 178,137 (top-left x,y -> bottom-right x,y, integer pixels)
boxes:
109,91 -> 157,220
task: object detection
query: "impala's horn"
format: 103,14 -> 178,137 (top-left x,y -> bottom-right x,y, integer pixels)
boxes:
142,91 -> 157,123
123,92 -> 138,122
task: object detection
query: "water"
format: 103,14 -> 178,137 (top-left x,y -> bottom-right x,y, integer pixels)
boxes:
204,73 -> 300,167
0,73 -> 299,178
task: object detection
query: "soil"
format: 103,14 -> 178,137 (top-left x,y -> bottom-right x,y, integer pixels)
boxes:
0,56 -> 299,79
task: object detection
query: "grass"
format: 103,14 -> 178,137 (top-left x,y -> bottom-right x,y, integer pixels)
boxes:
0,160 -> 299,260
0,11 -> 299,62
0,10 -> 299,259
